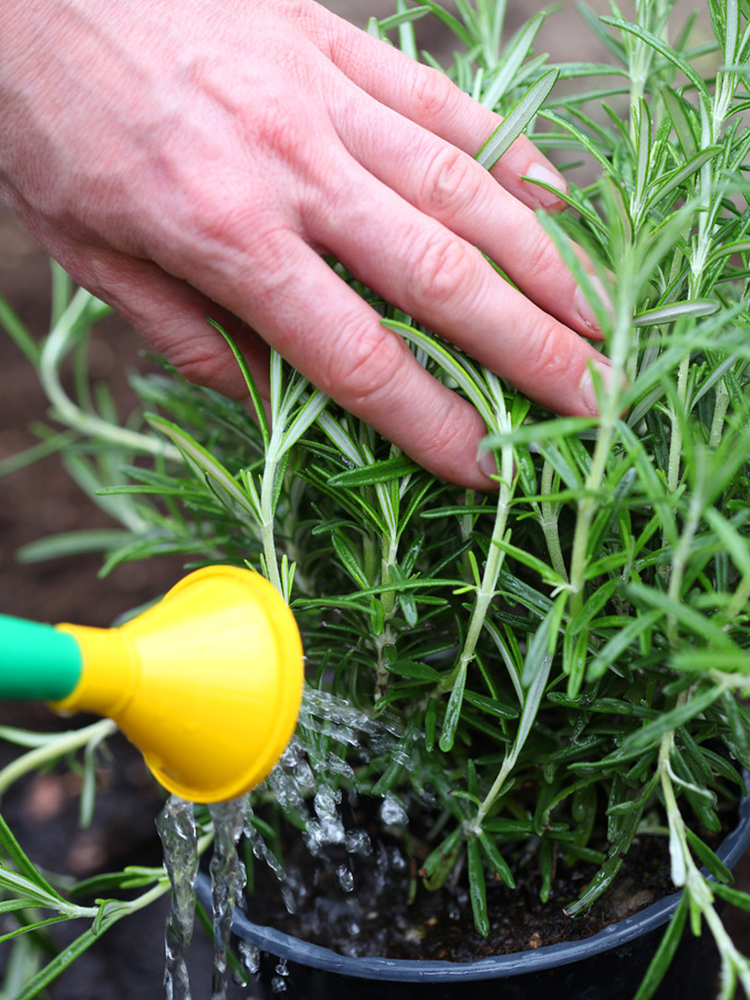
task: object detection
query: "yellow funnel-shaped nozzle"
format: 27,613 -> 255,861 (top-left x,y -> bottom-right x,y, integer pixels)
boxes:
53,566 -> 303,803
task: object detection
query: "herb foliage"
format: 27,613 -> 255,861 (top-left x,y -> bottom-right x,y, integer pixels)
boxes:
3,1 -> 750,997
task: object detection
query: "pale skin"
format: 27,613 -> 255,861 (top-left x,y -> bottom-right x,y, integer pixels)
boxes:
1,0 -> 612,488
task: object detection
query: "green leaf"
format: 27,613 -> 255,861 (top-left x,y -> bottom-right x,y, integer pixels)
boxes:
384,321 -> 496,427
476,69 -> 560,171
0,430 -> 78,480
633,301 -> 719,326
16,530 -> 134,563
146,415 -> 258,521
467,836 -> 489,936
586,609 -> 663,681
643,146 -> 722,214
422,827 -> 464,891
632,894 -> 689,1000
0,916 -> 70,948
377,5 -> 431,34
569,579 -> 618,635
627,582 -> 736,651
425,697 -> 437,753
328,455 -> 420,488
277,390 -> 328,453
331,531 -> 369,589
492,536 -> 567,587
480,14 -> 544,108
463,690 -> 518,720
600,17 -> 710,97
712,882 -> 750,913
706,239 -> 750,265
605,686 -> 725,760
539,109 -> 615,171
481,416 -> 597,452
0,816 -> 66,904
209,320 -> 270,449
520,606 -> 557,689
477,830 -> 515,888
564,628 -> 590,700
672,650 -> 750,675
0,869 -> 62,910
565,853 -> 625,916
684,828 -> 733,884
439,661 -> 468,752
0,898 -> 43,915
661,86 -> 699,159
384,658 -> 441,682
0,295 -> 41,366
9,908 -> 127,1000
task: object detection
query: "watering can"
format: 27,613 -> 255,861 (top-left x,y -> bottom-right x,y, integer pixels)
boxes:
0,566 -> 304,803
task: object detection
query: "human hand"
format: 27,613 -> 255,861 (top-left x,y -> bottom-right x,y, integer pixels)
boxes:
1,0 -> 611,487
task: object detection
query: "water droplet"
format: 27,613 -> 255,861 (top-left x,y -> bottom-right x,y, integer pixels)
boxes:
389,846 -> 407,870
239,942 -> 260,975
275,958 -> 289,977
345,829 -> 372,856
280,882 -> 297,915
337,864 -> 354,892
380,794 -> 408,826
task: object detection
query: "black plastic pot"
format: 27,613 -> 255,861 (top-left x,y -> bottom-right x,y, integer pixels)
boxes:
196,787 -> 750,1000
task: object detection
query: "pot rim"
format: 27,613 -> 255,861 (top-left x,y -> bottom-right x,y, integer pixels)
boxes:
199,777 -> 750,982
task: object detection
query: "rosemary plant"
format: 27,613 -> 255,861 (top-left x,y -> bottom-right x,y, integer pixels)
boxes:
3,1 -> 750,998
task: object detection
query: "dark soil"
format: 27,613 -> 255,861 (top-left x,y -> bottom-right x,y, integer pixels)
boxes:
242,798 -> 726,965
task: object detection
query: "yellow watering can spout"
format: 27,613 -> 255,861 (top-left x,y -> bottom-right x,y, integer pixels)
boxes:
0,567 -> 304,804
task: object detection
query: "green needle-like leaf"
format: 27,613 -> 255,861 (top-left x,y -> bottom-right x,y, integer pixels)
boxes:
476,68 -> 559,170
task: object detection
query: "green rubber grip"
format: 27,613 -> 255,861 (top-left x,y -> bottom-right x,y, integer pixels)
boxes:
0,614 -> 82,701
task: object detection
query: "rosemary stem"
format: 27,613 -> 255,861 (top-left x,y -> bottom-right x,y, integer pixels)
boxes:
0,720 -> 117,802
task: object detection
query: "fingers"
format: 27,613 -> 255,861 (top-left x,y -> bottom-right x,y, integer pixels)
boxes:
178,226 -> 497,488
61,237 -> 498,488
297,150 -> 611,419
327,86 -> 606,340
317,9 -> 568,211
63,246 -> 271,402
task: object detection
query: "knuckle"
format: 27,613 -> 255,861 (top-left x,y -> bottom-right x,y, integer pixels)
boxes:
178,183 -> 235,246
414,404 -> 470,462
249,95 -> 301,161
522,321 -> 573,385
319,319 -> 407,408
521,226 -> 561,282
404,391 -> 487,484
170,344 -> 237,393
173,177 -> 288,274
405,231 -> 478,312
410,65 -> 457,126
419,147 -> 477,216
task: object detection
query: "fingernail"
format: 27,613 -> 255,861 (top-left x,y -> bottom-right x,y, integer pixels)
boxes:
580,359 -> 613,414
478,449 -> 498,481
575,276 -> 613,334
524,163 -> 568,207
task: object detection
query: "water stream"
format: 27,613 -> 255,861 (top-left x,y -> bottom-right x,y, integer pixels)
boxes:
156,688 -> 408,997
207,796 -> 248,1000
156,796 -> 198,1000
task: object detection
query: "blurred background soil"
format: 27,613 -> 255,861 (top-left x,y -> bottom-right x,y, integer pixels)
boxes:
0,2 -> 747,997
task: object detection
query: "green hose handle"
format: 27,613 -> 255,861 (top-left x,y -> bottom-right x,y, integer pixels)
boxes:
0,614 -> 82,701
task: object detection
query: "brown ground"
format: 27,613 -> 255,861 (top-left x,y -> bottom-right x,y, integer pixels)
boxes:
0,2 -> 747,998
